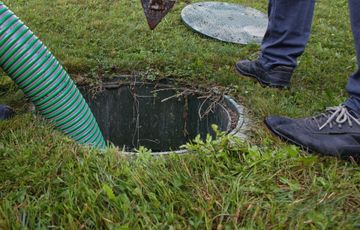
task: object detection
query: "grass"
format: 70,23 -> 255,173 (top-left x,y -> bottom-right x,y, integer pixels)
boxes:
1,0 -> 360,228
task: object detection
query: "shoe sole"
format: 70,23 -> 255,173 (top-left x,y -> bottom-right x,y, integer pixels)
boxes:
235,64 -> 289,89
264,118 -> 315,154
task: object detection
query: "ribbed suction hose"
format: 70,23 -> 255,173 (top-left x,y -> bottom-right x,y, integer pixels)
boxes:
0,2 -> 106,148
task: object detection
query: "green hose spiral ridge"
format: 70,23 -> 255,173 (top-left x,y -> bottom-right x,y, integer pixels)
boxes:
0,2 -> 106,148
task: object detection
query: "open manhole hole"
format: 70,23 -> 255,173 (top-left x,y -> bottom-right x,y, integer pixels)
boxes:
81,78 -> 246,154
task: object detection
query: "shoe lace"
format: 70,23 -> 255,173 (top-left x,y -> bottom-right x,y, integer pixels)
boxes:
315,105 -> 360,130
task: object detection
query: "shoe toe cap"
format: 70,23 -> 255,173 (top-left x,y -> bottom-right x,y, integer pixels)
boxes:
265,116 -> 294,129
265,115 -> 311,147
235,60 -> 250,69
0,105 -> 15,120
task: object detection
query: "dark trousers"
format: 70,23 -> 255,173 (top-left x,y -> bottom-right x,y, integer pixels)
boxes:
258,0 -> 360,113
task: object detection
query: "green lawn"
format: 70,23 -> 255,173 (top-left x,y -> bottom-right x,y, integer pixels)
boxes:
1,0 -> 360,228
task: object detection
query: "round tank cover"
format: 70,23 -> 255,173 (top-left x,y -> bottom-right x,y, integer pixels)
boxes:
181,2 -> 268,44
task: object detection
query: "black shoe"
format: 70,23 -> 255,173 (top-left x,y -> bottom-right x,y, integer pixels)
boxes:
0,105 -> 15,120
265,105 -> 360,159
235,60 -> 293,88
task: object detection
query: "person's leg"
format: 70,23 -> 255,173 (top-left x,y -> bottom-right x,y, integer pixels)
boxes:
259,0 -> 316,69
236,0 -> 316,88
343,0 -> 360,114
264,1 -> 360,159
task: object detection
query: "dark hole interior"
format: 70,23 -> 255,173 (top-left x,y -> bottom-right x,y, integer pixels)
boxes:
82,83 -> 232,152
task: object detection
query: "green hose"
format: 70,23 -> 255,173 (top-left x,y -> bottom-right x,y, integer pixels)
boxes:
0,2 -> 106,148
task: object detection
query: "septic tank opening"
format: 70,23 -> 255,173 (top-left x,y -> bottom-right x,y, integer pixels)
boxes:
81,78 -> 245,154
